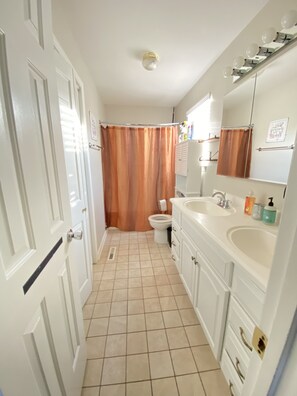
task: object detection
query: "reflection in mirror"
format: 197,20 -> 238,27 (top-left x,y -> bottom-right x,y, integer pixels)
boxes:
218,75 -> 256,178
250,44 -> 297,184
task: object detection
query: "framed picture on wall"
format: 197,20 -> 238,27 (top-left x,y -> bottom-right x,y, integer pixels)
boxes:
89,111 -> 98,141
266,118 -> 288,143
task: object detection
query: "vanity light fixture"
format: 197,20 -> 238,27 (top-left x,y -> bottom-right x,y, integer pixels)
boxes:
223,9 -> 297,81
142,51 -> 160,71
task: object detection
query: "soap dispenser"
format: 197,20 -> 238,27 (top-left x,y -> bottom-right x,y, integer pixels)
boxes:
262,197 -> 276,225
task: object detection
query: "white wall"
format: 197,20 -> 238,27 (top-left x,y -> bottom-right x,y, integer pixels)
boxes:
105,105 -> 173,124
175,0 -> 297,212
51,0 -> 106,262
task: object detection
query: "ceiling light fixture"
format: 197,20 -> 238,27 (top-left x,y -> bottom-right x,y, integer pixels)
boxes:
223,9 -> 297,81
142,51 -> 160,71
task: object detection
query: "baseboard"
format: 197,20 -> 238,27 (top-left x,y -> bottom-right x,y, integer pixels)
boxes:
96,229 -> 107,262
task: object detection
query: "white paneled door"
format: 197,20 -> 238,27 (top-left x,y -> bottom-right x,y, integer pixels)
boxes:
55,45 -> 92,305
0,1 -> 86,395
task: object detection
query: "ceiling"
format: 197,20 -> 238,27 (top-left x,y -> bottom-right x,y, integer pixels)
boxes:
65,0 -> 269,107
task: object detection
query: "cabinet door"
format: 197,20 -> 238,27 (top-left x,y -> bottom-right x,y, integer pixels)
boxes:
195,260 -> 229,359
180,232 -> 198,302
175,143 -> 188,176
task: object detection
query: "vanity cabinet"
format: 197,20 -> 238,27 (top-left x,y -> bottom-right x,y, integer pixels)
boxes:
221,266 -> 265,394
180,231 -> 198,302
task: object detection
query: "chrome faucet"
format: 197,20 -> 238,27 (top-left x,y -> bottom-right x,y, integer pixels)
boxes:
212,191 -> 231,209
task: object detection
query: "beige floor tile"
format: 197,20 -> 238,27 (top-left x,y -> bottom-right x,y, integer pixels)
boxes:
159,296 -> 178,311
101,356 -> 126,385
83,359 -> 103,386
150,252 -> 162,260
128,299 -> 144,315
100,384 -> 125,396
116,269 -> 129,279
126,380 -> 152,396
110,301 -> 127,316
93,272 -> 103,281
152,377 -> 178,396
141,268 -> 154,277
114,278 -> 129,289
157,285 -> 173,297
175,295 -> 192,309
116,255 -> 129,263
129,269 -> 141,278
142,276 -> 156,286
127,331 -> 148,354
102,271 -> 115,280
86,336 -> 106,359
112,289 -> 128,302
165,265 -> 179,275
128,261 -> 141,269
168,274 -> 182,284
128,277 -> 142,288
93,303 -> 111,318
92,281 -> 100,291
200,370 -> 230,396
179,308 -> 199,326
128,314 -> 146,332
128,287 -> 144,300
171,284 -> 187,296
127,353 -> 150,381
116,263 -> 129,270
108,316 -> 127,334
140,254 -> 151,261
171,348 -> 197,375
151,259 -> 163,267
176,373 -> 205,396
140,260 -> 152,268
83,304 -> 94,319
185,325 -> 208,346
96,290 -> 113,303
144,298 -> 161,313
155,275 -> 170,286
129,254 -> 140,262
81,386 -> 100,396
145,312 -> 165,330
88,318 -> 109,337
99,280 -> 114,291
192,345 -> 220,372
166,327 -> 189,349
143,286 -> 158,299
153,266 -> 167,275
149,350 -> 174,379
147,329 -> 169,352
84,319 -> 91,335
105,334 -> 126,357
162,310 -> 182,328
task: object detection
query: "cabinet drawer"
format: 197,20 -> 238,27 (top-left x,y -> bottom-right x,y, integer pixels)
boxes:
182,215 -> 233,285
228,297 -> 254,357
221,350 -> 243,396
232,266 -> 265,323
224,325 -> 249,384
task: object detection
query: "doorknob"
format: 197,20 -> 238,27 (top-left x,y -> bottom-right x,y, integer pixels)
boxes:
67,229 -> 83,242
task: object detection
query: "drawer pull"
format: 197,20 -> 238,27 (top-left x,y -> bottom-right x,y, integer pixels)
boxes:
235,357 -> 245,382
191,256 -> 195,261
229,381 -> 235,396
239,326 -> 253,351
172,241 -> 176,247
171,255 -> 176,261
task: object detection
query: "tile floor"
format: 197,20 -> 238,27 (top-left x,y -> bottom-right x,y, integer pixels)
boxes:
81,229 -> 230,396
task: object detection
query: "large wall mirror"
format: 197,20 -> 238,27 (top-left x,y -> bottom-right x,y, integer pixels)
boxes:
220,42 -> 297,184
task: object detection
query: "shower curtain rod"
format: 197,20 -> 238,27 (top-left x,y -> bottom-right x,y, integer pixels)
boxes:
221,124 -> 254,130
99,121 -> 180,127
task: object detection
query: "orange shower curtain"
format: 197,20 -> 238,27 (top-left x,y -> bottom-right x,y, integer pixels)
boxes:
101,125 -> 177,231
217,128 -> 252,178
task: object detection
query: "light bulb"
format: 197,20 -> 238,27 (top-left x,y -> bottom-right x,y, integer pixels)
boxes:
233,56 -> 245,69
223,66 -> 233,78
246,43 -> 259,58
262,27 -> 277,44
281,10 -> 297,29
142,52 -> 160,71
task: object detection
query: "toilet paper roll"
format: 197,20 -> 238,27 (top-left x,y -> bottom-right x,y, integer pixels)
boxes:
159,199 -> 167,211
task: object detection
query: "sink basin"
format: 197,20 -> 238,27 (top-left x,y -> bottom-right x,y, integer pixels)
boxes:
228,226 -> 277,267
184,200 -> 235,216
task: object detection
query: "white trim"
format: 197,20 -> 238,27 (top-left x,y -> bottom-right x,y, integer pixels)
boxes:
186,93 -> 211,116
96,229 -> 107,262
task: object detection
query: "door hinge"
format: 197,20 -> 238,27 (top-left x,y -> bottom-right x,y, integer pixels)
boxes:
252,326 -> 268,359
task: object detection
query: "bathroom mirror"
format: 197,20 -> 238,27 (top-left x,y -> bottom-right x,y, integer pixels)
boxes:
221,42 -> 297,184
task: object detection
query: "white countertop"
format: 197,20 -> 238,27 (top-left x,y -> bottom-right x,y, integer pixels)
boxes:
171,196 -> 278,291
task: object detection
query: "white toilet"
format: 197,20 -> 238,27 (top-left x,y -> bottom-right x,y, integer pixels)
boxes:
148,214 -> 172,244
